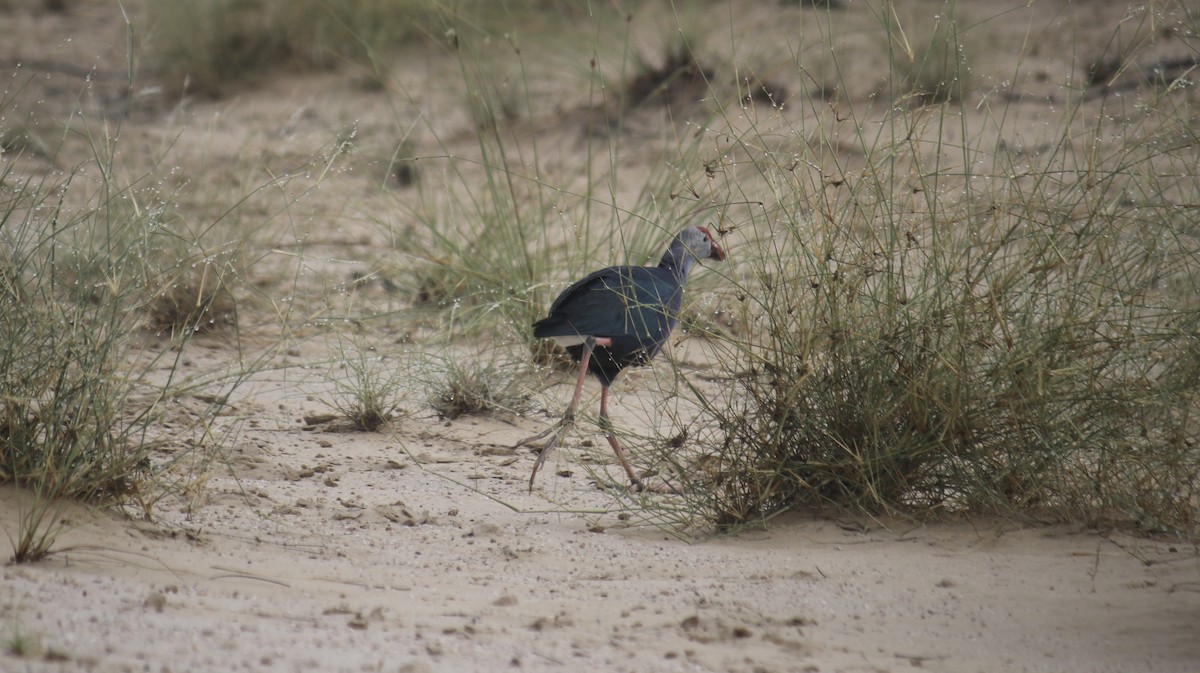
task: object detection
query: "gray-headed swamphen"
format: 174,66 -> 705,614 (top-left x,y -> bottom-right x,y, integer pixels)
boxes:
519,226 -> 726,492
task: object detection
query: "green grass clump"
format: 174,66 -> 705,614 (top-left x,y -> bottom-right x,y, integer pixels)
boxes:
1,167 -> 155,508
0,169 -> 223,558
694,198 -> 1199,530
427,355 -> 529,421
0,109 -> 247,562
673,24 -> 1200,534
327,334 -> 409,431
144,246 -> 241,337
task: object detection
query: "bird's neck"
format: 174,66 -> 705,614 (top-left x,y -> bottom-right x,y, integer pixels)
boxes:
658,246 -> 696,282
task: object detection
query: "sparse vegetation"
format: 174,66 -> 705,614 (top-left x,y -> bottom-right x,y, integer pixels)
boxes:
427,354 -> 529,421
0,148 -> 244,558
145,243 -> 240,336
653,2 -> 1200,534
327,334 -> 409,431
1,68 -> 248,560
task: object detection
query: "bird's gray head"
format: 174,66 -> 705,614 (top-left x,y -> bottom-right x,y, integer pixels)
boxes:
661,225 -> 726,277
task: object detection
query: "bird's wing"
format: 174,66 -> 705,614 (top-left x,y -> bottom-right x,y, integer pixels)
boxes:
534,266 -> 681,342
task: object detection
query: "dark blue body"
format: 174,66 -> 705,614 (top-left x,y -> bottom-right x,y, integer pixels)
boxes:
532,265 -> 683,388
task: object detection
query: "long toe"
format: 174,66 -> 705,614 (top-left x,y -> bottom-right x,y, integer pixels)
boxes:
515,425 -> 557,449
525,422 -> 571,491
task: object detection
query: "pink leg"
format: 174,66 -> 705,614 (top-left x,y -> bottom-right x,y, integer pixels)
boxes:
600,386 -> 643,491
522,337 -> 613,491
562,345 -> 592,425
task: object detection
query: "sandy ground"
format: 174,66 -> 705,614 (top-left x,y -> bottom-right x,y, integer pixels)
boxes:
3,1 -> 1200,672
4,451 -> 1200,673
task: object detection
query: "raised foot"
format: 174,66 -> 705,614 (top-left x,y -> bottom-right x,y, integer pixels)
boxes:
517,414 -> 574,492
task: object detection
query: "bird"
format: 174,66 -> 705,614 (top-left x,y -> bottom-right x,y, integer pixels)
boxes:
518,226 -> 726,492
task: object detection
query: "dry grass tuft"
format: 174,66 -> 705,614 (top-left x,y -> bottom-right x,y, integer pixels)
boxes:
428,357 -> 529,421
